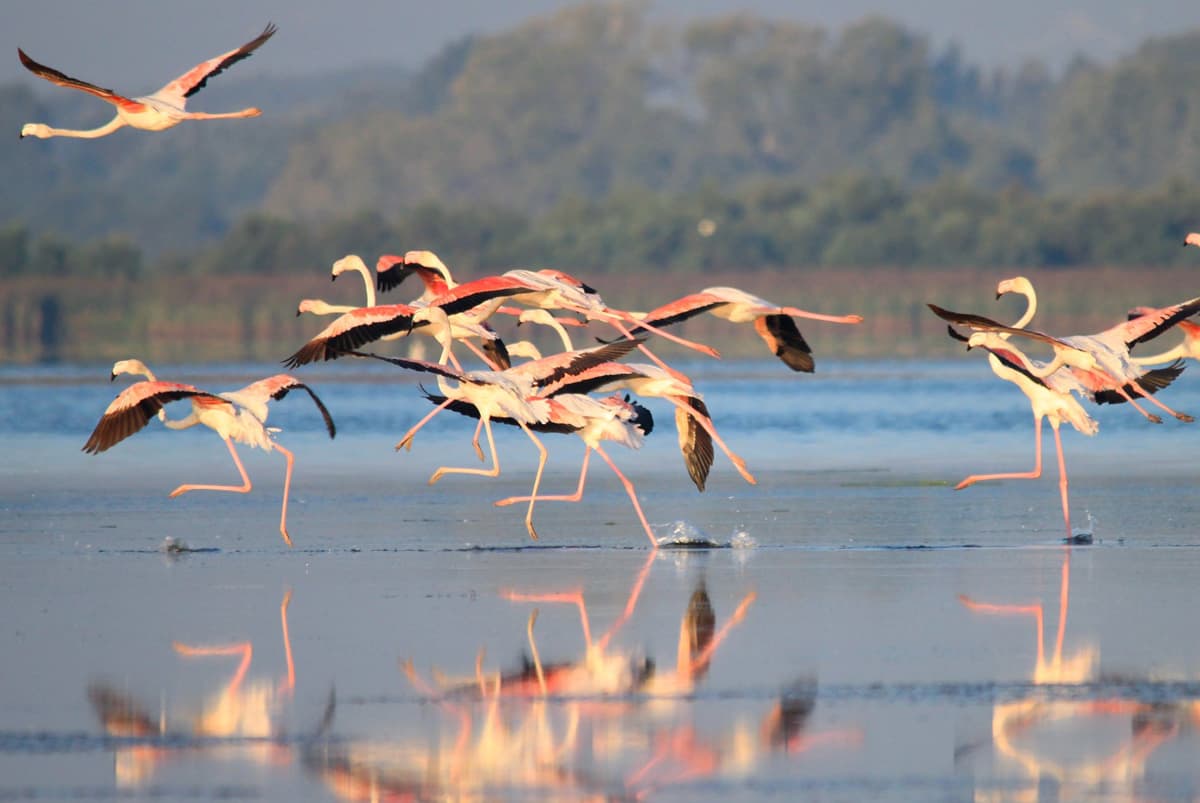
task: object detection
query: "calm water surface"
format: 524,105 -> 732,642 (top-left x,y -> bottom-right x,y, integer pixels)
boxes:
3,359 -> 1200,800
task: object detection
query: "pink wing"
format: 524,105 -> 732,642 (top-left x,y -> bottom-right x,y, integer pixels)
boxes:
1109,295 -> 1200,349
151,23 -> 276,105
229,374 -> 337,438
18,48 -> 134,106
284,304 -> 422,367
83,381 -> 215,454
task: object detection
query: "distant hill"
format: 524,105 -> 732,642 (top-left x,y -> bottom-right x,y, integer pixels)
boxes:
5,4 -> 1200,253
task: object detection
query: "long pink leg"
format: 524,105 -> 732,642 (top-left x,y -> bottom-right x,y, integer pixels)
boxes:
396,398 -> 454,451
677,591 -> 756,684
503,589 -> 594,650
275,444 -> 295,546
186,109 -> 262,120
668,397 -> 756,485
518,423 -> 550,540
429,416 -> 501,483
607,316 -> 720,359
595,445 -> 658,547
169,437 -> 252,497
279,590 -> 296,695
495,446 -> 591,506
780,306 -> 864,325
955,414 -> 1044,490
172,642 -> 254,697
1050,424 -> 1072,537
595,549 -> 656,652
1126,379 -> 1194,422
1104,383 -> 1163,423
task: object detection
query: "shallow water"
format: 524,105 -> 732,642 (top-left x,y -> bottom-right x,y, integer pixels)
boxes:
4,358 -> 1200,800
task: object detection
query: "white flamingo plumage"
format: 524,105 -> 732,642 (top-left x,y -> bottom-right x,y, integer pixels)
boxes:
958,332 -> 1099,537
19,24 -> 276,139
83,359 -> 335,545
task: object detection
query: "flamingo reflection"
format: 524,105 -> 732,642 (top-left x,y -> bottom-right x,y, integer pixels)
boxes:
89,589 -> 300,786
959,551 -> 1180,799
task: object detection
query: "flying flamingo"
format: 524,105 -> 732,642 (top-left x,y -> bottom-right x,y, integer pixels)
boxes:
427,269 -> 721,362
1128,308 -> 1200,365
83,359 -> 335,545
18,24 -> 276,140
616,286 -> 864,371
285,302 -> 510,371
376,250 -> 457,299
525,357 -> 756,490
294,255 -> 378,317
956,332 -> 1099,537
930,283 -> 1200,422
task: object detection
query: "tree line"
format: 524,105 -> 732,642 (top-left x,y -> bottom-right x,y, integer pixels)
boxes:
7,4 -> 1200,254
4,174 -> 1199,281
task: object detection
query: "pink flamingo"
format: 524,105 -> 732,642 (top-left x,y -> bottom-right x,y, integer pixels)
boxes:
957,332 -> 1098,537
19,24 -> 275,139
621,286 -> 864,371
930,289 -> 1198,423
83,359 -> 335,545
376,250 -> 456,299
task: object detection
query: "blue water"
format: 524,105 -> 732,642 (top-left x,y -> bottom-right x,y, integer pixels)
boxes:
4,358 -> 1200,800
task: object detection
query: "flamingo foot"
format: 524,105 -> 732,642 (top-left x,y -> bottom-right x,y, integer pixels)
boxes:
1176,412 -> 1195,423
493,496 -> 520,507
395,437 -> 415,451
279,526 -> 292,547
1148,414 -> 1163,424
953,478 -> 975,491
169,485 -> 190,498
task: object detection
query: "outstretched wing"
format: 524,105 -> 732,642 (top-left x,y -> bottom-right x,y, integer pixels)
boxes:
754,314 -> 814,372
18,48 -> 131,104
927,304 -> 1070,348
83,381 -> 214,454
153,23 -> 277,104
226,374 -> 337,438
284,304 -> 422,368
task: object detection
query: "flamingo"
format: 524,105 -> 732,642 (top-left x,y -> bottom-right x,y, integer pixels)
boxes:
1129,309 -> 1200,365
285,302 -> 510,371
616,286 -> 864,371
294,255 -> 378,317
929,285 -> 1200,423
346,334 -> 644,540
1185,232 -> 1200,248
427,269 -> 722,363
83,359 -> 335,545
956,332 -> 1099,537
523,358 -> 755,490
376,250 -> 457,299
18,24 -> 276,140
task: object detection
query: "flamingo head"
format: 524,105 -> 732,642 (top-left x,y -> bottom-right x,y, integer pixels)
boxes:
965,332 -> 993,351
1061,347 -> 1097,371
403,250 -> 455,288
19,123 -> 51,139
296,299 -> 330,316
111,359 -> 154,382
1184,232 -> 1200,248
995,276 -> 1034,300
330,254 -> 367,282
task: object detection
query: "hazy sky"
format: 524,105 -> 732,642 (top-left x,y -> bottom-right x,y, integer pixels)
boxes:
5,0 -> 1200,91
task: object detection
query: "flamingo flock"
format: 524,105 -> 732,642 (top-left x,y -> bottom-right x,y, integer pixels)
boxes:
21,28 -> 1200,545
929,272 -> 1200,538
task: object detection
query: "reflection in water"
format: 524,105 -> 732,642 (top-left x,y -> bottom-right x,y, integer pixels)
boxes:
89,589 -> 301,786
303,557 -> 858,800
959,550 -> 1187,801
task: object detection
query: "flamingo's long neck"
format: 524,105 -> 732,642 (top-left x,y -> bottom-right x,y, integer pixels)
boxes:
1009,283 -> 1037,330
29,116 -> 126,139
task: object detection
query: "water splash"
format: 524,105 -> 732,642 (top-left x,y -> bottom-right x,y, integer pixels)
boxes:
656,520 -> 723,548
1067,512 -> 1096,545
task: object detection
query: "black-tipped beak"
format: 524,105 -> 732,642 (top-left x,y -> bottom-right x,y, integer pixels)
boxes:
109,373 -> 117,381
965,343 -> 974,351
994,292 -> 1002,300
18,133 -> 24,140
1183,240 -> 1190,247
330,274 -> 337,282
295,309 -> 302,317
